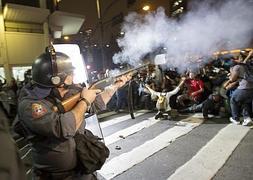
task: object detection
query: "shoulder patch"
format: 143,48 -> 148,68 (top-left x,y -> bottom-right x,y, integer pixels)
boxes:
32,103 -> 47,119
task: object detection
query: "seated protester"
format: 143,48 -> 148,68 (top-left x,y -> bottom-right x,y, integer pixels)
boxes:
162,70 -> 180,91
145,77 -> 185,119
228,50 -> 253,126
177,72 -> 204,107
179,92 -> 226,119
199,68 -> 212,100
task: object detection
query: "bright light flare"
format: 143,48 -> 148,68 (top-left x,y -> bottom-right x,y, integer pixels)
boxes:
63,36 -> 69,40
142,5 -> 150,11
54,44 -> 88,84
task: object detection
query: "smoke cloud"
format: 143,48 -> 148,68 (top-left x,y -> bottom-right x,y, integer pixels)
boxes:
113,0 -> 253,72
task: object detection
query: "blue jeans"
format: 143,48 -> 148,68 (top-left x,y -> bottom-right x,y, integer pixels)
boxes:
230,88 -> 253,120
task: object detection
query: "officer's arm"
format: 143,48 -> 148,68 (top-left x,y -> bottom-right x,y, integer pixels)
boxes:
71,88 -> 101,130
71,100 -> 88,130
99,74 -> 131,105
99,84 -> 118,105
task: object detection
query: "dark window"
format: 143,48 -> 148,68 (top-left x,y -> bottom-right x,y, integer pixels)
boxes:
2,0 -> 40,7
127,0 -> 136,7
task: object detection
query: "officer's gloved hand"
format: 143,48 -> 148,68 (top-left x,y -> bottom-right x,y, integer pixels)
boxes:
81,88 -> 101,105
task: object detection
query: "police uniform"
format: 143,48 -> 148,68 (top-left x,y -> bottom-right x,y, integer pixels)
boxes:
17,48 -> 98,180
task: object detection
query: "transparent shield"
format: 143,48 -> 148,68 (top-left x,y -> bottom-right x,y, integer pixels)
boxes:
84,114 -> 104,140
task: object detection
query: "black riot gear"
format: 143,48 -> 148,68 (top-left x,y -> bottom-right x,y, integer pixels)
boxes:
32,47 -> 74,87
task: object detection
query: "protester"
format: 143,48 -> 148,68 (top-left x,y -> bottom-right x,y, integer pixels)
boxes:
145,77 -> 185,119
177,72 -> 204,107
179,92 -> 226,119
228,50 -> 253,126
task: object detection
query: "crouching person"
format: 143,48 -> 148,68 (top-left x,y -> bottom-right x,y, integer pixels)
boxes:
145,77 -> 185,119
179,92 -> 227,120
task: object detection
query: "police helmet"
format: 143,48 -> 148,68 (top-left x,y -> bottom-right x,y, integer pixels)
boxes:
32,46 -> 74,87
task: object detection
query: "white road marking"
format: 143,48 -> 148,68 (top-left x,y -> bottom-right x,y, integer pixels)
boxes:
98,111 -> 117,119
104,117 -> 160,145
167,124 -> 250,180
98,117 -> 203,179
100,112 -> 146,128
21,148 -> 32,160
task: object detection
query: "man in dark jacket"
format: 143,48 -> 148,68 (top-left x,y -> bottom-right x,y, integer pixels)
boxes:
179,92 -> 225,120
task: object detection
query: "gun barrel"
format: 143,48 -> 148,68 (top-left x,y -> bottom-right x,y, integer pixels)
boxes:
89,63 -> 149,90
213,48 -> 253,56
113,63 -> 149,78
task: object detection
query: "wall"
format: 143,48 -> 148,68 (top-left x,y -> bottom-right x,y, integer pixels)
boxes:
4,32 -> 45,65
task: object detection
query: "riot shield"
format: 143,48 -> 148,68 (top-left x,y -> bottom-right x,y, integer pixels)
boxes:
84,113 -> 104,140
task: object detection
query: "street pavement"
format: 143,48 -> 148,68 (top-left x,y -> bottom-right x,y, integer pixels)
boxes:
16,110 -> 253,180
97,110 -> 253,180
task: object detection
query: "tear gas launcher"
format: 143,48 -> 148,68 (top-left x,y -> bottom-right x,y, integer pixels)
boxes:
52,63 -> 150,112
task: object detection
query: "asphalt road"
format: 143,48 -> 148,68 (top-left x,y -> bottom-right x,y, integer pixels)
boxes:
97,110 -> 253,180
15,110 -> 253,180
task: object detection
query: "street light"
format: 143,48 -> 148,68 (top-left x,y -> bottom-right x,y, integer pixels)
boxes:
96,0 -> 106,70
142,5 -> 150,11
63,36 -> 69,40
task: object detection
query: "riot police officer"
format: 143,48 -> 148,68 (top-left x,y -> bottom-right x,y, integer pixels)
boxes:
17,46 -> 130,180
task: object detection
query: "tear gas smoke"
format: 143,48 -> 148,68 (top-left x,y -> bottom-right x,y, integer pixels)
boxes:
108,69 -> 121,77
113,0 -> 253,72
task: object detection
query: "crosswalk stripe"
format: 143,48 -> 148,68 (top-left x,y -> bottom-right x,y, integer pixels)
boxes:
98,111 -> 117,119
167,124 -> 250,180
100,112 -> 145,128
98,117 -> 203,179
104,117 -> 160,146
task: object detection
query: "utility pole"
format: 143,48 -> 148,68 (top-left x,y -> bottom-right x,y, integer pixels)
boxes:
96,0 -> 106,71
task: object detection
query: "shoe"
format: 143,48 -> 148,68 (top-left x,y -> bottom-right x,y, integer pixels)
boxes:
229,117 -> 240,125
155,112 -> 162,119
155,113 -> 160,119
162,115 -> 171,120
242,117 -> 253,126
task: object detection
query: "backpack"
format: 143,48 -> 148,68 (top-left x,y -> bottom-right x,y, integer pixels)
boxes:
157,94 -> 167,110
74,129 -> 110,174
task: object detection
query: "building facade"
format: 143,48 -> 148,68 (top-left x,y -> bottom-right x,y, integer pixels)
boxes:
0,0 -> 85,81
58,0 -> 188,71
